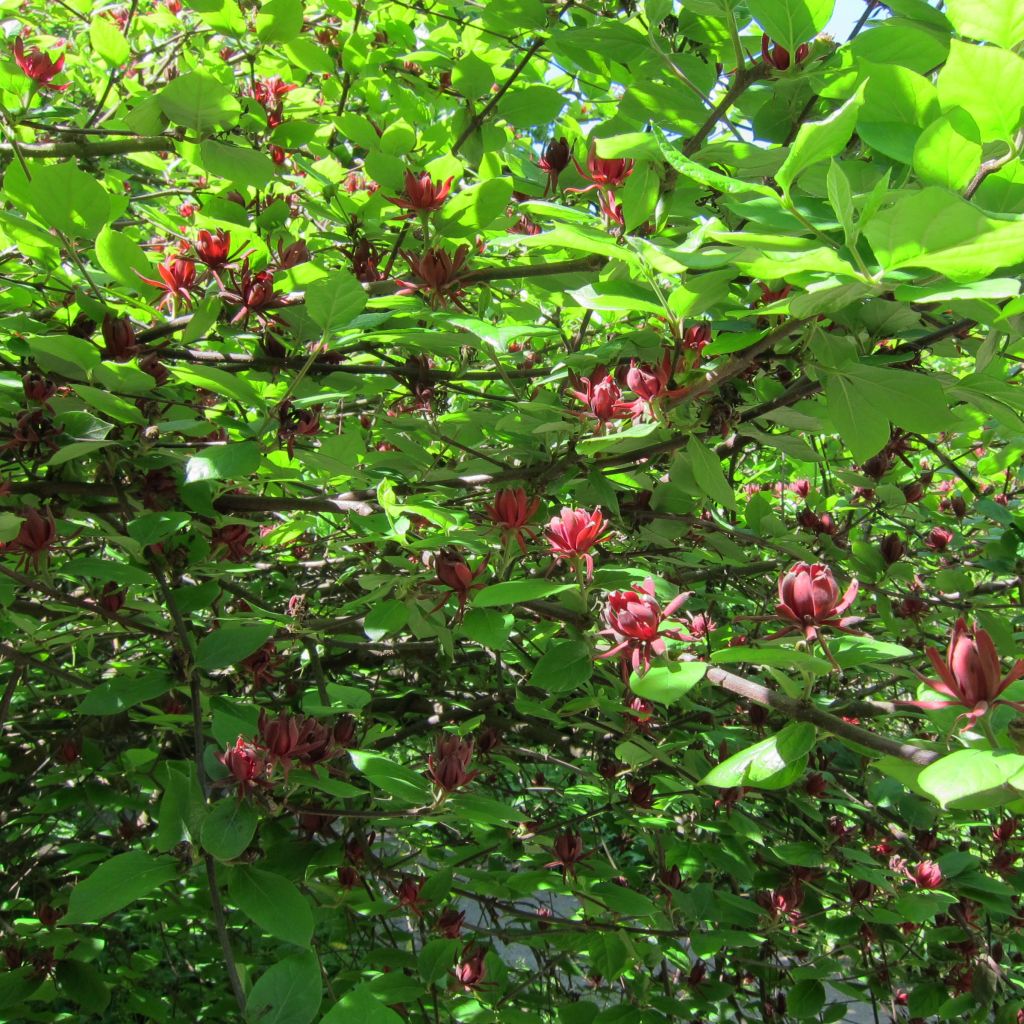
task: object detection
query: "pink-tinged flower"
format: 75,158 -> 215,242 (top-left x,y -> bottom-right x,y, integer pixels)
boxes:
908,861 -> 943,889
211,524 -> 253,563
686,611 -> 717,639
485,487 -> 540,554
682,323 -> 712,359
570,369 -> 622,433
775,562 -> 859,641
625,692 -> 656,732
453,946 -> 487,990
616,353 -> 688,422
538,137 -> 571,194
598,189 -> 624,228
387,169 -> 454,213
570,141 -> 634,193
194,228 -> 232,270
924,526 -> 953,552
216,736 -> 269,797
546,832 -> 587,877
545,506 -> 611,580
3,507 -> 57,571
427,734 -> 478,794
258,709 -> 335,780
905,618 -> 1024,729
431,547 -> 488,621
597,578 -> 693,678
136,256 -> 198,313
13,38 -> 68,90
397,245 -> 471,310
761,34 -> 809,71
102,313 -> 139,361
510,212 -> 542,235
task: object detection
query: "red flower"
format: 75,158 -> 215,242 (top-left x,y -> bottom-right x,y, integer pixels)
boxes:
570,141 -> 634,193
627,779 -> 654,808
387,169 -> 454,213
136,256 -> 198,313
545,506 -> 611,580
431,547 -> 488,621
348,238 -> 385,283
4,507 -> 57,570
570,369 -> 622,433
278,400 -> 321,457
258,710 -> 335,779
22,372 -> 55,406
212,524 -> 253,562
194,228 -> 233,270
775,562 -> 859,641
98,582 -> 126,614
427,734 -> 479,794
905,618 -> 1024,729
397,246 -> 471,310
453,946 -> 487,990
102,313 -> 139,361
485,487 -> 540,554
274,239 -> 310,269
597,578 -> 693,678
538,137 -> 571,195
924,526 -> 954,552
436,907 -> 465,938
396,876 -> 426,915
879,534 -> 905,565
908,860 -> 943,889
13,38 -> 68,90
682,322 -> 712,360
547,832 -> 587,877
216,737 -> 268,797
222,259 -> 280,325
615,353 -> 688,422
761,34 -> 809,71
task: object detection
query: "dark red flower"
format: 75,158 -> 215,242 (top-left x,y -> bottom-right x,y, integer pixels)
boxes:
22,372 -> 55,405
278,400 -> 321,457
211,524 -> 253,562
337,865 -> 360,889
397,246 -> 471,310
454,946 -> 487,990
13,38 -> 68,90
216,736 -> 269,797
194,229 -> 233,270
258,709 -> 336,779
904,618 -> 1024,729
396,876 -> 426,915
570,141 -> 634,193
436,907 -> 465,938
627,779 -> 655,808
909,861 -> 943,889
682,322 -> 712,359
4,507 -> 57,570
98,582 -> 126,615
274,239 -> 310,269
139,352 -> 170,387
598,577 -> 693,677
431,547 -> 488,621
761,34 -> 809,71
485,487 -> 540,554
387,169 -> 454,213
545,506 -> 611,580
547,832 -> 586,877
539,137 -> 571,194
570,369 -> 622,433
775,562 -> 859,641
140,468 -> 178,510
924,526 -> 953,552
879,534 -> 905,566
102,313 -> 140,361
427,734 -> 479,794
222,259 -> 280,325
348,238 -> 385,283
137,256 -> 198,313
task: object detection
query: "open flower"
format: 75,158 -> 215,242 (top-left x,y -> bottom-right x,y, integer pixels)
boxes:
427,734 -> 479,794
905,618 -> 1024,729
597,578 -> 693,678
431,547 -> 488,621
193,228 -> 233,271
545,507 -> 611,580
569,369 -> 622,433
4,507 -> 57,571
14,38 -> 68,90
570,141 -> 633,193
775,562 -> 859,641
615,353 -> 689,422
258,710 -> 335,780
485,488 -> 540,554
546,831 -> 587,878
387,170 -> 454,213
397,246 -> 471,310
136,256 -> 198,314
453,946 -> 487,990
216,737 -> 269,797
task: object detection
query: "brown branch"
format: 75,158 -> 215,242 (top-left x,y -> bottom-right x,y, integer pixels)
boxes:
0,135 -> 175,158
683,64 -> 770,156
705,666 -> 940,766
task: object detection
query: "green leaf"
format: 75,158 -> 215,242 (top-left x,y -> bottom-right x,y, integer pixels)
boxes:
202,798 -> 259,860
170,365 -> 258,405
825,371 -> 892,463
79,672 -> 174,715
246,951 -> 322,1024
63,852 -> 178,924
701,722 -> 816,789
711,646 -> 832,674
858,61 -> 940,164
687,437 -> 738,510
199,141 -> 278,189
28,334 -> 101,379
55,960 -> 111,1014
747,0 -> 834,55
196,623 -> 277,671
25,163 -> 111,241
305,271 -> 367,332
500,84 -> 566,128
945,0 -> 1024,48
229,867 -> 314,947
322,986 -> 405,1024
912,108 -> 982,191
96,224 -> 153,289
657,129 -> 778,198
364,599 -> 408,641
418,938 -> 460,984
630,661 -> 706,703
184,441 -> 261,483
89,14 -> 130,65
349,751 -> 431,803
788,980 -> 826,1019
437,178 -> 514,234
255,0 -> 304,42
776,84 -> 866,196
936,38 -> 1024,142
919,749 -> 1024,809
531,639 -> 594,693
156,72 -> 241,133
473,580 -> 575,607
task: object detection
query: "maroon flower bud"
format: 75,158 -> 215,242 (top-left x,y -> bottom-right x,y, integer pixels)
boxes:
903,481 -> 925,504
427,734 -> 479,794
435,907 -> 465,938
139,353 -> 169,386
909,860 -> 943,889
924,526 -> 953,552
880,534 -> 905,565
211,524 -> 253,562
396,876 -> 426,915
682,322 -> 712,355
454,946 -> 487,990
332,715 -> 358,749
993,817 -> 1018,847
485,488 -> 540,554
35,902 -> 63,927
97,581 -> 126,614
570,370 -> 622,432
57,739 -> 80,764
761,34 -> 809,71
22,372 -> 55,405
861,453 -> 891,479
5,506 -> 58,570
548,832 -> 586,877
896,595 -> 928,620
597,757 -> 623,781
215,737 -> 268,796
539,137 -> 571,194
627,779 -> 655,808
804,772 -> 828,798
337,865 -> 360,889
102,313 -> 139,361
949,494 -> 968,519
275,239 -> 310,269
659,865 -> 683,890
475,725 -> 502,755
796,508 -> 820,532
850,879 -> 875,903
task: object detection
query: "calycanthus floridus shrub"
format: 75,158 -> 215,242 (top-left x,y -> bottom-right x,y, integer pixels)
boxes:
2,0 -> 1024,1021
